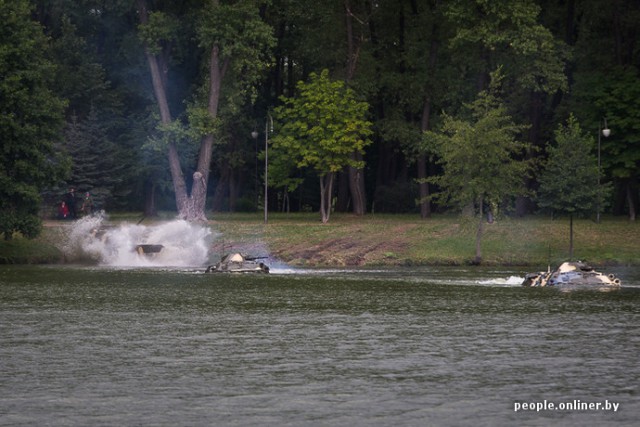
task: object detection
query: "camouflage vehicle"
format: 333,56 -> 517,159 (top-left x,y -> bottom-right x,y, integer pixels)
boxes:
134,244 -> 164,255
205,253 -> 270,274
522,261 -> 621,288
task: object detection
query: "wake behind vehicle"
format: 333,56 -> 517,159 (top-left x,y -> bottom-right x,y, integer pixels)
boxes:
205,253 -> 270,274
522,261 -> 621,288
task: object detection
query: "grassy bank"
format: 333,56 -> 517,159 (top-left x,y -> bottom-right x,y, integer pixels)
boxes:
1,213 -> 638,266
208,212 -> 640,267
0,234 -> 63,264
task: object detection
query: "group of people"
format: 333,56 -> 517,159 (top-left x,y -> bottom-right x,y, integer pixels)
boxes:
57,188 -> 94,220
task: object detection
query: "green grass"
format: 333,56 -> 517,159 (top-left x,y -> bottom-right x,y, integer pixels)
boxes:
209,212 -> 640,267
0,235 -> 63,264
1,212 -> 638,266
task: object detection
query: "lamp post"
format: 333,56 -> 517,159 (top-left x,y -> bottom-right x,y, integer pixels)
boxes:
597,118 -> 611,224
251,129 -> 259,211
252,115 -> 273,224
264,114 -> 273,224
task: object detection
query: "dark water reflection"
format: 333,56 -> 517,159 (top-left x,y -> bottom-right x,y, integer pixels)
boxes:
1,265 -> 639,426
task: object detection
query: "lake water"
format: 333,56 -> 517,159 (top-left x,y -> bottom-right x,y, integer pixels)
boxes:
1,264 -> 639,426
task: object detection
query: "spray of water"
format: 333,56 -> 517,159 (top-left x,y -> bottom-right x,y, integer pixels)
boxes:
59,213 -> 214,267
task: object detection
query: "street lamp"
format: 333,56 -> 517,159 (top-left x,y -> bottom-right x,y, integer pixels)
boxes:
597,118 -> 610,224
251,129 -> 259,211
251,115 -> 273,224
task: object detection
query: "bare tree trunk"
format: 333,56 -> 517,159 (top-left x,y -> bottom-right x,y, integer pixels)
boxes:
627,183 -> 637,221
137,0 -> 227,221
418,94 -> 433,219
416,4 -> 439,219
569,213 -> 574,260
320,173 -> 335,223
417,154 -> 430,218
190,44 -> 229,220
137,0 -> 189,217
474,200 -> 484,264
344,0 -> 367,216
336,170 -> 350,212
348,155 -> 366,215
143,179 -> 157,217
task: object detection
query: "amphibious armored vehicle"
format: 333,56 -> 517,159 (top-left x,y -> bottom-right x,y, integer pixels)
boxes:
205,253 -> 270,274
522,261 -> 621,287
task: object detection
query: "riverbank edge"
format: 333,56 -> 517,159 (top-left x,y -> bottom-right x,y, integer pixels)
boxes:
1,213 -> 638,267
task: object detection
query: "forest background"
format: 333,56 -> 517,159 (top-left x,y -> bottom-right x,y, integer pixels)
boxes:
2,0 -> 640,241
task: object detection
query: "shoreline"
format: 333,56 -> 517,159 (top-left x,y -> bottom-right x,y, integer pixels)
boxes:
2,213 -> 636,267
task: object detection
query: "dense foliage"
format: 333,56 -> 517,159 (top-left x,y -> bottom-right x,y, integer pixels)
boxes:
2,0 -> 639,231
0,0 -> 67,239
424,71 -> 531,262
271,70 -> 373,222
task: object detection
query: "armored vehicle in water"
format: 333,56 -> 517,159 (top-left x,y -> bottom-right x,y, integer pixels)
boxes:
522,261 -> 621,288
205,253 -> 270,274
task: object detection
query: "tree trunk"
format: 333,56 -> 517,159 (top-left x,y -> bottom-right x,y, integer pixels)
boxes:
137,0 -> 227,221
319,172 -> 335,223
627,182 -> 637,221
344,0 -> 367,216
416,6 -> 440,219
418,92 -> 434,219
143,179 -> 157,217
348,154 -> 366,215
336,170 -> 350,212
137,0 -> 190,217
569,213 -> 574,260
417,154 -> 430,218
474,200 -> 484,264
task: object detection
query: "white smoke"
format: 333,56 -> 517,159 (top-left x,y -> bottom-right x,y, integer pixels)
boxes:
59,212 -> 214,267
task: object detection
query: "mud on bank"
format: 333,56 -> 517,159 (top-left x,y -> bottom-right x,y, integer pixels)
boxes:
3,213 -> 639,266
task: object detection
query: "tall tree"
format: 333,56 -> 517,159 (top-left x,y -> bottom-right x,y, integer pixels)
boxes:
537,115 -> 609,259
342,0 -> 371,216
137,0 -> 274,220
445,0 -> 569,215
424,71 -> 530,264
0,0 -> 68,239
567,0 -> 640,221
63,108 -> 124,210
271,70 -> 373,223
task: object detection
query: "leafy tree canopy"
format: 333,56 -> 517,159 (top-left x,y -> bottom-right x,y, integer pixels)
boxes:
272,69 -> 373,176
271,69 -> 373,222
0,0 -> 68,239
537,114 -> 610,216
425,70 -> 531,212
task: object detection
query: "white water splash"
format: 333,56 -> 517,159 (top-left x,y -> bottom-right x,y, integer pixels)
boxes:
60,213 -> 214,267
477,276 -> 525,286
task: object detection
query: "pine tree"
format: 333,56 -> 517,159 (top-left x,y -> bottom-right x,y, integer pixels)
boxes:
63,107 -> 124,211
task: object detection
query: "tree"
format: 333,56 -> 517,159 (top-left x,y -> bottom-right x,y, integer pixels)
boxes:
444,0 -> 569,216
137,0 -> 275,221
424,71 -> 530,264
537,115 -> 609,259
0,0 -> 68,239
271,69 -> 373,223
63,108 -> 125,210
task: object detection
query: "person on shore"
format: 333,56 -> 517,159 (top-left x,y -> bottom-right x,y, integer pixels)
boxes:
64,188 -> 77,219
81,192 -> 94,216
58,201 -> 69,219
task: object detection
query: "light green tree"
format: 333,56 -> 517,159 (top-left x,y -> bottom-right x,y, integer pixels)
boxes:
0,0 -> 68,239
424,71 -> 530,263
271,69 -> 373,223
537,115 -> 609,259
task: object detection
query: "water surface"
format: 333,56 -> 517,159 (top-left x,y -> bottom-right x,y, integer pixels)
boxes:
1,265 -> 638,426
